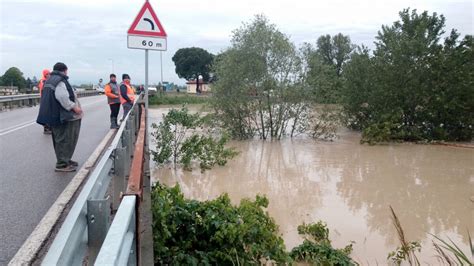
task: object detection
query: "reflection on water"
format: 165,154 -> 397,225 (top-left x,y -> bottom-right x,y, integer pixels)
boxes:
149,108 -> 474,263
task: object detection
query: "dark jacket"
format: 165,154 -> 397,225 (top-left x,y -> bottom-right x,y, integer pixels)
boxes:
36,71 -> 76,126
120,83 -> 132,104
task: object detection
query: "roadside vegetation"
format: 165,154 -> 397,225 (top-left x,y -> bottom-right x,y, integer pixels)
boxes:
151,106 -> 237,172
149,93 -> 211,106
151,183 -> 355,265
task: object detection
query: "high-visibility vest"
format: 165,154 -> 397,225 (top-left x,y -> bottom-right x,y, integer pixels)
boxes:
120,83 -> 135,105
104,83 -> 120,105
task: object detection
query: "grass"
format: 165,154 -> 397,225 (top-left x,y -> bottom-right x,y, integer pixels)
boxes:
389,206 -> 473,265
149,92 -> 211,106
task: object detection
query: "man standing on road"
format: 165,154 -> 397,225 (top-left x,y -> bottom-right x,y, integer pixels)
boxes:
104,74 -> 120,129
120,74 -> 135,120
36,62 -> 83,172
38,69 -> 52,134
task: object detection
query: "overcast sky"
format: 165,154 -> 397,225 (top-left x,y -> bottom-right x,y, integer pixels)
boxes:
0,0 -> 472,85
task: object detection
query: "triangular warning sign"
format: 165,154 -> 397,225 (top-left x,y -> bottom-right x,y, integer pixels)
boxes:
128,1 -> 167,37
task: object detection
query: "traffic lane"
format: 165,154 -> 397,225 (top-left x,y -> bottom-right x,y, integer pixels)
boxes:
0,95 -> 107,132
0,97 -> 118,264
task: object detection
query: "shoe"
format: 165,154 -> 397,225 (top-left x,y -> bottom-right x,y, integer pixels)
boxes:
43,129 -> 52,135
55,165 -> 77,172
110,117 -> 120,129
68,160 -> 79,167
113,117 -> 120,129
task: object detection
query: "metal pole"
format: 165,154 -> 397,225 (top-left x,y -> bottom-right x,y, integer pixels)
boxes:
145,50 -> 148,111
144,50 -> 149,171
160,51 -> 163,91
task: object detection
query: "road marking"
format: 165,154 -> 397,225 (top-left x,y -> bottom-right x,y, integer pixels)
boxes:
0,99 -> 105,137
0,121 -> 36,136
0,120 -> 36,133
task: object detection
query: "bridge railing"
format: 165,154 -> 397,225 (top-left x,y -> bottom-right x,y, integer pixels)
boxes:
0,90 -> 100,110
41,94 -> 148,265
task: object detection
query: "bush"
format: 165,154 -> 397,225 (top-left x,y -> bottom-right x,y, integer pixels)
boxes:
151,106 -> 237,171
149,94 -> 210,105
151,184 -> 357,265
290,222 -> 356,265
151,183 -> 290,265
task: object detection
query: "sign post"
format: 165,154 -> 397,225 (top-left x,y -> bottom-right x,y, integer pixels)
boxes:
127,0 -> 167,183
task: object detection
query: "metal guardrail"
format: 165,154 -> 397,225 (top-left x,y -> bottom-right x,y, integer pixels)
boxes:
42,94 -> 146,265
0,90 -> 100,110
95,104 -> 147,265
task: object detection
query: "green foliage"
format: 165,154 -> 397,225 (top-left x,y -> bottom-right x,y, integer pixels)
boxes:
151,107 -> 237,171
149,94 -> 210,106
431,232 -> 474,265
0,67 -> 26,89
342,9 -> 474,142
306,33 -> 354,104
290,221 -> 355,265
297,221 -> 330,243
172,47 -> 214,82
212,15 -> 312,140
151,183 -> 290,265
387,242 -> 422,265
310,106 -> 341,141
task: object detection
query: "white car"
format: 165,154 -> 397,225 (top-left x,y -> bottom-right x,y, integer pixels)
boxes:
94,84 -> 105,94
148,87 -> 157,95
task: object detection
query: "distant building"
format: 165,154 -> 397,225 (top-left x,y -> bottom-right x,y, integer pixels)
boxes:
186,79 -> 210,94
0,86 -> 19,96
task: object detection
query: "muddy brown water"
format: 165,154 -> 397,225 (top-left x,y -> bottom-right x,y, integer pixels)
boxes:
149,106 -> 474,264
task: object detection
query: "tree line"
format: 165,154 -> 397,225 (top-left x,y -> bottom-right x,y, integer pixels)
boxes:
173,8 -> 473,142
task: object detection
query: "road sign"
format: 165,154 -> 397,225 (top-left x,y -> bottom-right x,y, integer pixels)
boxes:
127,1 -> 167,51
128,1 -> 167,38
127,1 -> 168,171
127,35 -> 167,51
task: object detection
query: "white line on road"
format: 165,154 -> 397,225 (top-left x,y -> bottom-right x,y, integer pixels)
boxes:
0,99 -> 105,137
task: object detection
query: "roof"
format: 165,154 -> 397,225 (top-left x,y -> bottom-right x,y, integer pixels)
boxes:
186,79 -> 208,85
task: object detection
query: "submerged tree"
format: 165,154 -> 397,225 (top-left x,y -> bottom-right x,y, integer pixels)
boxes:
212,15 -> 311,140
342,8 -> 473,142
151,107 -> 237,171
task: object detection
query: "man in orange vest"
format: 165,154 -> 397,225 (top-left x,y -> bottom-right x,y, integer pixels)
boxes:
104,74 -> 120,129
119,74 -> 135,121
38,69 -> 52,134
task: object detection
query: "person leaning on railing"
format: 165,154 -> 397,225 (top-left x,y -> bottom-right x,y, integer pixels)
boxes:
36,62 -> 83,172
119,74 -> 135,121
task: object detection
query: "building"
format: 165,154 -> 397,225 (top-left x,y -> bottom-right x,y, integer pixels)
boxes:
186,79 -> 211,94
0,86 -> 19,96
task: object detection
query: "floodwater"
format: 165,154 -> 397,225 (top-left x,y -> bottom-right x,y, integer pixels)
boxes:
149,107 -> 474,264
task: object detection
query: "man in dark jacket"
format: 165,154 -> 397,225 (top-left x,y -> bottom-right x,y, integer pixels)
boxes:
119,74 -> 135,120
104,73 -> 120,129
37,62 -> 83,172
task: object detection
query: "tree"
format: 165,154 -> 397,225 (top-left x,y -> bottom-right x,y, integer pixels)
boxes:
342,8 -> 473,142
212,15 -> 310,140
306,33 -> 354,103
1,67 -> 26,89
316,33 -> 354,77
172,47 -> 214,82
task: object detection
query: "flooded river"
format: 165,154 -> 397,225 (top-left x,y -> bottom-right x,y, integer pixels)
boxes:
149,107 -> 474,264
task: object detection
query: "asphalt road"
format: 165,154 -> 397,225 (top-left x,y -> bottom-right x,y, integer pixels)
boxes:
0,95 -> 116,264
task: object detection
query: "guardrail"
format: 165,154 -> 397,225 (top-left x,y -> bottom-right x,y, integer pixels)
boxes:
42,94 -> 148,265
95,103 -> 147,265
0,90 -> 100,110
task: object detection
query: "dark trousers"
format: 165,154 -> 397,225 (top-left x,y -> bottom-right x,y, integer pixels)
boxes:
109,103 -> 120,118
122,102 -> 133,120
51,119 -> 81,168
